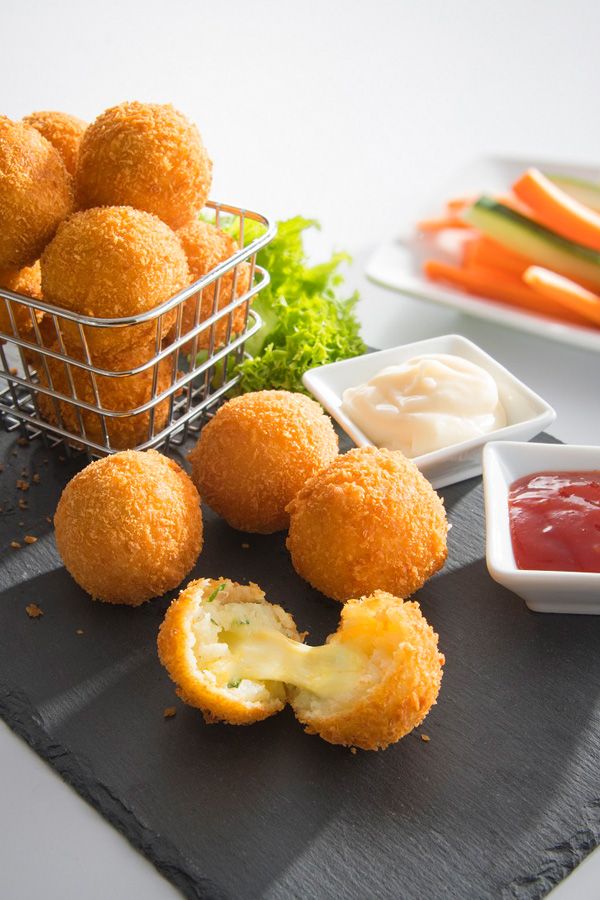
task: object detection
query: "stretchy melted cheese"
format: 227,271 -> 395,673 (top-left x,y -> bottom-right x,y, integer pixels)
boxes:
225,628 -> 367,698
341,353 -> 507,457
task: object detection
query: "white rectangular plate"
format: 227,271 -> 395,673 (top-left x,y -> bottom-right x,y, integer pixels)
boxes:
366,156 -> 600,353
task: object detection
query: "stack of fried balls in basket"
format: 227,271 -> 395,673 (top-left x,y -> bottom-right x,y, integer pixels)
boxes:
0,101 -> 250,448
2,100 -> 448,751
54,389 -> 449,752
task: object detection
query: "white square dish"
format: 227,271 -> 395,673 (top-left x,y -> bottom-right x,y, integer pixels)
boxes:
483,441 -> 600,614
366,155 -> 600,353
302,334 -> 555,489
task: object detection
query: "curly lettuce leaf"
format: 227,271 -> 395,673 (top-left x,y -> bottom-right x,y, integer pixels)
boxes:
238,291 -> 365,393
234,217 -> 365,391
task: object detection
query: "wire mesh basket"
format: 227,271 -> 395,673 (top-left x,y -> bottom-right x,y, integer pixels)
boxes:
0,201 -> 275,457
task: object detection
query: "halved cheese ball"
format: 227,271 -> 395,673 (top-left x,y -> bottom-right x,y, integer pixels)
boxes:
158,580 -> 444,749
157,579 -> 302,725
290,591 -> 444,751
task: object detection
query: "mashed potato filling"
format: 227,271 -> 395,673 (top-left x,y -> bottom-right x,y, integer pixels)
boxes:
192,583 -> 367,701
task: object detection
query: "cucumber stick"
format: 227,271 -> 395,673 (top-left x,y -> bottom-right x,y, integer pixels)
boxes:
547,174 -> 600,213
464,197 -> 600,290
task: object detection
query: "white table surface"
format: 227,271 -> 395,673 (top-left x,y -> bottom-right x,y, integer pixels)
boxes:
2,0 -> 600,897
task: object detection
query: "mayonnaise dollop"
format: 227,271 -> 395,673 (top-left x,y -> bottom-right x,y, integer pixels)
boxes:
341,353 -> 507,457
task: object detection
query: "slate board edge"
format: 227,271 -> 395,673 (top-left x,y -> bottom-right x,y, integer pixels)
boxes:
0,684 -> 222,900
2,678 -> 599,900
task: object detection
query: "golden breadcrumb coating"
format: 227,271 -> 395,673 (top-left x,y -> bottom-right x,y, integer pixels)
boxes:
157,578 -> 301,725
286,446 -> 448,602
75,102 -> 212,229
36,342 -> 174,449
0,117 -> 73,269
0,261 -> 42,341
41,206 -> 189,357
175,220 -> 251,350
291,591 -> 444,751
55,450 -> 202,605
188,391 -> 339,533
23,111 -> 87,177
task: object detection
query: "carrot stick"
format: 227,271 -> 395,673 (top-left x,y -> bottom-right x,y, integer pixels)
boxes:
463,236 -> 532,277
423,259 -> 593,328
524,266 -> 600,327
446,195 -> 478,213
417,215 -> 470,233
513,168 -> 600,252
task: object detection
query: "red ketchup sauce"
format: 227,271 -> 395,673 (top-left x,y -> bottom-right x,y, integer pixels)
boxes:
508,471 -> 600,573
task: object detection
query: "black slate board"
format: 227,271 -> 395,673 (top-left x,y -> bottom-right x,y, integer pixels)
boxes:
1,428 -> 599,900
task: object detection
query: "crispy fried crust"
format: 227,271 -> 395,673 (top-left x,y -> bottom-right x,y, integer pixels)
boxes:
188,391 -> 339,533
0,262 -> 42,341
292,592 -> 444,751
176,220 -> 251,350
157,578 -> 300,725
40,206 -> 189,357
54,450 -> 202,605
0,117 -> 73,269
36,342 -> 174,449
23,111 -> 87,177
286,446 -> 448,602
75,102 -> 212,229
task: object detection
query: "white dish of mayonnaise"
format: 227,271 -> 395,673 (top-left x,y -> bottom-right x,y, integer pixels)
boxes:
303,335 -> 555,489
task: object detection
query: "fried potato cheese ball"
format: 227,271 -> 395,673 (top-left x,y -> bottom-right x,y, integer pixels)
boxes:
286,447 -> 449,602
188,391 -> 339,533
0,262 -> 42,340
158,579 -> 444,750
36,343 -> 174,450
0,117 -> 72,269
176,219 -> 251,350
55,450 -> 203,605
23,111 -> 87,177
75,102 -> 212,229
40,206 -> 189,357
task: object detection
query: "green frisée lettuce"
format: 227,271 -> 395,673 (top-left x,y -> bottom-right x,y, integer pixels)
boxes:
228,216 -> 366,393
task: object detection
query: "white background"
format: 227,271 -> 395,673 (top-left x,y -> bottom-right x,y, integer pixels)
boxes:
1,0 -> 600,897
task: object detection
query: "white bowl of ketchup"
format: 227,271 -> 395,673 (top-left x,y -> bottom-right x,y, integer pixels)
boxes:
483,441 -> 600,614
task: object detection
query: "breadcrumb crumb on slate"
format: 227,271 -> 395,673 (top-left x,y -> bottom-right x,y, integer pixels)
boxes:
0,116 -> 73,270
286,446 -> 448,602
23,111 -> 87,177
75,102 -> 212,230
25,603 -> 43,618
188,391 -> 339,533
54,450 -> 203,606
163,706 -> 177,719
24,535 -> 37,544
